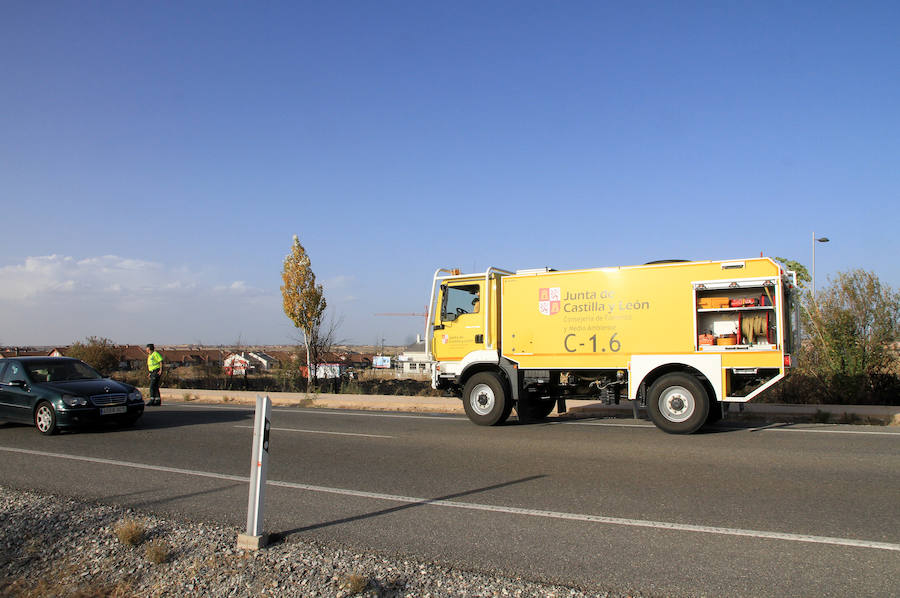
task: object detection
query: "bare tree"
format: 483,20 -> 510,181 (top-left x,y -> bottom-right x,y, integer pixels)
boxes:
289,311 -> 344,391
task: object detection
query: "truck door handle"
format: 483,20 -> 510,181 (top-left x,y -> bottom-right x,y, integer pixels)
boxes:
433,324 -> 445,331
475,334 -> 484,344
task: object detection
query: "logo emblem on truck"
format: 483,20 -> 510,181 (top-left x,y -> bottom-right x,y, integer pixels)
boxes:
538,287 -> 561,316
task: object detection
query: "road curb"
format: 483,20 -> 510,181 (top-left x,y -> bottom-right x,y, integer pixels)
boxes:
156,388 -> 900,425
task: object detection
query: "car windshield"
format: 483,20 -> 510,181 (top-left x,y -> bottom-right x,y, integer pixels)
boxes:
26,361 -> 103,383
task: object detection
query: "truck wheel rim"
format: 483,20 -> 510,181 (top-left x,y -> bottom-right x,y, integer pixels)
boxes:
659,386 -> 694,423
470,383 -> 495,416
36,406 -> 52,432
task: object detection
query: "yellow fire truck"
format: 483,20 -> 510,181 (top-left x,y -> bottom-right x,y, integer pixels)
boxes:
426,258 -> 798,434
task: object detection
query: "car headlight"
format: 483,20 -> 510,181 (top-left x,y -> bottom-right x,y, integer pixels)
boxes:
61,394 -> 87,407
128,390 -> 143,403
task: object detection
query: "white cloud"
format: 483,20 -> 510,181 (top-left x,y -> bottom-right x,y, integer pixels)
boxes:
0,254 -> 167,300
0,255 -> 284,345
0,256 -> 420,346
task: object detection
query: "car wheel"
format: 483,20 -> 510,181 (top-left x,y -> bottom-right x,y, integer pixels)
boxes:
35,401 -> 59,435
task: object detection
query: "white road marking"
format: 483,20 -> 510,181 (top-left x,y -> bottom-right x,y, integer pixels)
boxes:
2,445 -> 898,553
280,409 -> 466,421
562,421 -> 656,429
173,404 -> 900,435
564,420 -> 900,436
176,403 -> 466,421
737,426 -> 900,436
233,425 -> 393,439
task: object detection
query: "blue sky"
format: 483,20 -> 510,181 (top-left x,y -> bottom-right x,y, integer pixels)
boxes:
1,1 -> 898,347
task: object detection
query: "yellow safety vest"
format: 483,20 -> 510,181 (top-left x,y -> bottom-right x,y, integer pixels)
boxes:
148,351 -> 163,372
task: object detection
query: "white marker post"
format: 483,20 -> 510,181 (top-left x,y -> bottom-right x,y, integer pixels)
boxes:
237,394 -> 272,550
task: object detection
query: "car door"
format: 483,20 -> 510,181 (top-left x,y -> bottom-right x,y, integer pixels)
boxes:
0,360 -> 34,423
0,361 -> 9,421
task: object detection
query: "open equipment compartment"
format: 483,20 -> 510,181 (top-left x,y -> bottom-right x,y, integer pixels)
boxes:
694,278 -> 779,352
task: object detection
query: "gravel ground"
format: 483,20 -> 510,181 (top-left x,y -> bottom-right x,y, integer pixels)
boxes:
0,486 -> 646,598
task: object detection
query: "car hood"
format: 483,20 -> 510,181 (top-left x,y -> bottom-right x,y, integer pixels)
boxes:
39,379 -> 134,396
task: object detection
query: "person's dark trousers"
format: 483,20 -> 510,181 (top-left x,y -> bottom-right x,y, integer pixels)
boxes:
149,371 -> 161,405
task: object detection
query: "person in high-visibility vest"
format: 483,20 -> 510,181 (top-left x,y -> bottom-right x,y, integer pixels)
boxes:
145,343 -> 164,405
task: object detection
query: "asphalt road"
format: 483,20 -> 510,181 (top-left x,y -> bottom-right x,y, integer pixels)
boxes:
1,404 -> 898,597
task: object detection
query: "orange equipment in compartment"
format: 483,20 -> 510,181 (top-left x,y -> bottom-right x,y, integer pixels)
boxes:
698,297 -> 730,309
716,334 -> 738,346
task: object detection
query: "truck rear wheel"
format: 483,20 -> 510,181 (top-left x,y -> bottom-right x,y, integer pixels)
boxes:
647,373 -> 709,434
462,372 -> 512,426
516,398 -> 556,422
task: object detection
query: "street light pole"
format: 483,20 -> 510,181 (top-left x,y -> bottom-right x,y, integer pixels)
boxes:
812,232 -> 830,298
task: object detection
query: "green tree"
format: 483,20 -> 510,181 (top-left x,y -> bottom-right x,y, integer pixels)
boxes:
803,269 -> 900,402
67,336 -> 121,375
281,235 -> 327,387
774,257 -> 811,291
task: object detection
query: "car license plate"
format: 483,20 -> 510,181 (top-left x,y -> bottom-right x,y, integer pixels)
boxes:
100,406 -> 127,415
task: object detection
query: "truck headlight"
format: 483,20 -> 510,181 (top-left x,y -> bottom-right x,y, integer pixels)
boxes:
61,394 -> 87,407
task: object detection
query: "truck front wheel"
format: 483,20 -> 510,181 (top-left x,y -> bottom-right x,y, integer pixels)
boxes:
647,373 -> 709,434
462,372 -> 512,426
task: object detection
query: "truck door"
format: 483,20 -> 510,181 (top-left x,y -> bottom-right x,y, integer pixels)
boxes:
432,282 -> 484,362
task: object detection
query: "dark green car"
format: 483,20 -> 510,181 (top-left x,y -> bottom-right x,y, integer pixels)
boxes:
0,357 -> 144,435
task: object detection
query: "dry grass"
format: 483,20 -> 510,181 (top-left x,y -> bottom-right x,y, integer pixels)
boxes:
114,518 -> 145,546
336,573 -> 370,595
145,539 -> 170,564
0,579 -> 133,598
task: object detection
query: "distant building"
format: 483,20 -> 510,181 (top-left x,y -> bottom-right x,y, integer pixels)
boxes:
397,339 -> 432,375
248,351 -> 279,371
118,345 -> 150,370
224,353 -> 253,376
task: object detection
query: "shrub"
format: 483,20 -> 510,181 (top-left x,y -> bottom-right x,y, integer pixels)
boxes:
114,519 -> 145,546
67,336 -> 121,376
145,539 -> 170,564
336,573 -> 370,595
